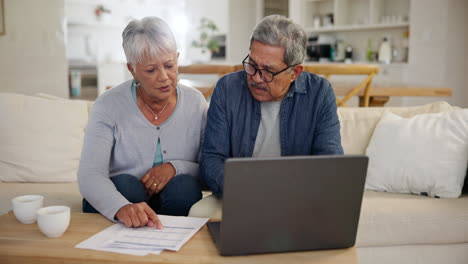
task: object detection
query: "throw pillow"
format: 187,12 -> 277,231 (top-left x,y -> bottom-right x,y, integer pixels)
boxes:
0,93 -> 89,182
365,110 -> 468,198
338,101 -> 454,154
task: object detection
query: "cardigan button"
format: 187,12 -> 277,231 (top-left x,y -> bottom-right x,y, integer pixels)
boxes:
156,127 -> 160,130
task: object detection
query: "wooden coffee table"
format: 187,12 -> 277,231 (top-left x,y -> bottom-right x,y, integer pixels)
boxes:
0,212 -> 357,264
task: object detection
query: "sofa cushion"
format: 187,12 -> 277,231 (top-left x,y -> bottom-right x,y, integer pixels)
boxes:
365,110 -> 468,198
35,93 -> 94,116
192,191 -> 468,247
0,182 -> 82,216
0,93 -> 88,182
338,101 -> 454,154
357,243 -> 468,264
356,191 -> 468,247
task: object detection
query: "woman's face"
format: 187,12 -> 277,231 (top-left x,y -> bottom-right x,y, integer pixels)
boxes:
128,51 -> 178,101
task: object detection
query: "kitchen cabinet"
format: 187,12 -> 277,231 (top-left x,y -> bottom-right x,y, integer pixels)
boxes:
235,0 -> 466,107
291,0 -> 410,32
289,0 -> 410,64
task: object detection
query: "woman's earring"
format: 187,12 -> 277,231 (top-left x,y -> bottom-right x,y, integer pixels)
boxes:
135,80 -> 141,87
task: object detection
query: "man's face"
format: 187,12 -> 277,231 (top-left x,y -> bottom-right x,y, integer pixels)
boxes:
246,41 -> 297,102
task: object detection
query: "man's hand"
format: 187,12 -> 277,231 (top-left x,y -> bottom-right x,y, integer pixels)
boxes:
115,202 -> 163,229
141,163 -> 176,197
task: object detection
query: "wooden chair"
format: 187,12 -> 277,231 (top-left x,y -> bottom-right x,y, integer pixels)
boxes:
178,65 -> 237,99
303,64 -> 380,107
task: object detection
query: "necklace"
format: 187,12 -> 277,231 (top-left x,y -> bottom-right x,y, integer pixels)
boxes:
138,88 -> 171,120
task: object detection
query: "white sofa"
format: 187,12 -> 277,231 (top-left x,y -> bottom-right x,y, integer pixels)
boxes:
0,93 -> 467,263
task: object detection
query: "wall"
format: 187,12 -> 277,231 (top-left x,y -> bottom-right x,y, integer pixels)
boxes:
66,0 -> 188,65
66,0 -> 229,67
186,0 -> 228,34
446,0 -> 468,108
407,0 -> 447,91
0,0 -> 68,98
184,0 -> 228,63
404,0 -> 468,107
226,0 -> 261,63
65,0 -> 191,95
464,2 -> 468,108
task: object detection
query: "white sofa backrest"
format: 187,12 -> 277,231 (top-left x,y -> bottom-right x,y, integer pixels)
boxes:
0,93 -> 90,183
0,92 -> 455,183
338,101 -> 454,154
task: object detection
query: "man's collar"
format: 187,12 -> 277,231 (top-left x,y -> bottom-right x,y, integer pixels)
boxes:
286,72 -> 307,97
240,71 -> 248,87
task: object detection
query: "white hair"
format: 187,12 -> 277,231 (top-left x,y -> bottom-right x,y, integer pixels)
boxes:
250,15 -> 306,65
122,16 -> 177,66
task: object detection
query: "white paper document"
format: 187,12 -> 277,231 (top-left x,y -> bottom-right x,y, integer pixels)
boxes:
76,215 -> 209,256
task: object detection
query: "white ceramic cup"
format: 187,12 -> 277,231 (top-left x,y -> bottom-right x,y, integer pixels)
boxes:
36,206 -> 71,238
11,195 -> 44,224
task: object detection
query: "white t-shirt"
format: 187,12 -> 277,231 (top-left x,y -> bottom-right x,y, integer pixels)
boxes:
253,100 -> 282,157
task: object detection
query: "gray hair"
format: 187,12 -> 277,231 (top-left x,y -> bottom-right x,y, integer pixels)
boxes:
250,15 -> 306,65
122,16 -> 177,66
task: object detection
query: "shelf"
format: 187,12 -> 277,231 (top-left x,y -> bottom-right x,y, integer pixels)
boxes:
67,21 -> 123,29
305,22 -> 409,33
303,61 -> 408,66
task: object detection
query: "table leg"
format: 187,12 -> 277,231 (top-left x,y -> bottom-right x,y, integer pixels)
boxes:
359,96 -> 389,107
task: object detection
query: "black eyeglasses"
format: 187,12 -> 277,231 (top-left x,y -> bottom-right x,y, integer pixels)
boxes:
242,55 -> 296,83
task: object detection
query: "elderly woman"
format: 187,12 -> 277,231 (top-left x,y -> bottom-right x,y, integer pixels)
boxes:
78,17 -> 207,228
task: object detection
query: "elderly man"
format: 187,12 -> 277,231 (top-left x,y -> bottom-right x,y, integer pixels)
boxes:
193,15 -> 343,216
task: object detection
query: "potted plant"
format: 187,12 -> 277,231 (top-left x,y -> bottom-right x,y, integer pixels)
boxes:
190,18 -> 220,63
94,5 -> 111,22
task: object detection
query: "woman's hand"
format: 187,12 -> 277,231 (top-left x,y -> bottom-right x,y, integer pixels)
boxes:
141,163 -> 176,197
115,202 -> 163,229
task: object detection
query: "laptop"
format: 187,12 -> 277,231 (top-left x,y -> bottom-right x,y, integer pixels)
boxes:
207,155 -> 368,256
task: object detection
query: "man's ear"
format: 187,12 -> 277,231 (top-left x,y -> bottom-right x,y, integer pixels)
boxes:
127,63 -> 136,78
291,64 -> 303,82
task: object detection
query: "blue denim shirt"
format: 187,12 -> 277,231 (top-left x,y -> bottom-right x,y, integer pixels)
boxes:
201,70 -> 343,197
